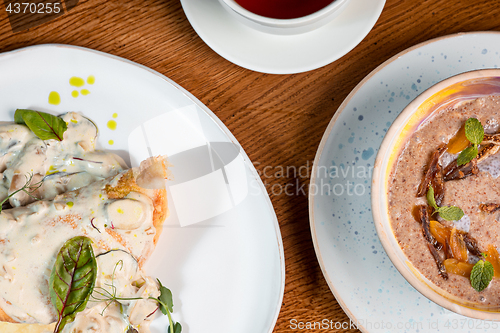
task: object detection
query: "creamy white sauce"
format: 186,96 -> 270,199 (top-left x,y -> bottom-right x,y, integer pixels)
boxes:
0,114 -> 168,333
0,112 -> 126,207
64,250 -> 160,333
0,171 -> 158,328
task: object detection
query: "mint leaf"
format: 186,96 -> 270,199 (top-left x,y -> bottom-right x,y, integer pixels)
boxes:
470,260 -> 494,292
426,185 -> 438,210
457,145 -> 478,166
465,118 -> 484,145
436,206 -> 464,221
14,109 -> 67,141
426,185 -> 465,221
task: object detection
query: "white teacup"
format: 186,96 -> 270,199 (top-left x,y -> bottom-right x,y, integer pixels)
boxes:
218,0 -> 351,35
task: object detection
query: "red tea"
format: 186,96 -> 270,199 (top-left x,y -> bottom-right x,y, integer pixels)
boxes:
235,0 -> 336,19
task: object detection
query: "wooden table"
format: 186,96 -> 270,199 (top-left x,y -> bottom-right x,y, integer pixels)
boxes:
0,0 -> 499,332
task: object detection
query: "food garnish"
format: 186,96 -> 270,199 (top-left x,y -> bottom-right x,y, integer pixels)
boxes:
50,238 -> 183,333
446,124 -> 469,154
463,233 -> 482,257
0,172 -> 43,213
158,279 -> 183,333
407,111 -> 500,295
444,144 -> 500,181
443,259 -> 474,278
416,205 -> 438,247
485,244 -> 500,278
480,203 -> 500,213
417,146 -> 445,198
427,242 -> 448,280
426,185 -> 464,221
415,206 -> 448,278
49,236 -> 97,333
481,133 -> 500,145
90,260 -> 182,333
429,219 -> 450,246
470,254 -> 494,292
449,228 -> 468,262
457,118 -> 484,166
14,108 -> 67,141
443,157 -> 478,181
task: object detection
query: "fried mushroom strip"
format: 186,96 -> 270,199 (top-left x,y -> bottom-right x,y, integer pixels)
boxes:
427,243 -> 449,280
417,146 -> 446,197
431,163 -> 445,206
444,144 -> 500,181
482,133 -> 500,145
443,157 -> 478,181
417,205 -> 438,247
416,205 -> 448,279
480,203 -> 500,213
463,233 -> 482,257
444,238 -> 453,259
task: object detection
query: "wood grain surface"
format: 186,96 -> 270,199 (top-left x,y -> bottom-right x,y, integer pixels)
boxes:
0,1 -> 500,332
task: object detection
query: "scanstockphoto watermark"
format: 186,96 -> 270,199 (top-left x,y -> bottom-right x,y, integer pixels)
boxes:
289,318 -> 500,331
289,318 -> 423,331
253,161 -> 373,197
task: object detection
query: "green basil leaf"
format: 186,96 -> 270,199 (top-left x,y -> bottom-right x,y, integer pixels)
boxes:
50,236 -> 97,333
426,185 -> 438,210
470,260 -> 494,292
158,278 -> 174,314
457,145 -> 478,166
436,206 -> 464,221
465,117 -> 484,145
14,109 -> 67,141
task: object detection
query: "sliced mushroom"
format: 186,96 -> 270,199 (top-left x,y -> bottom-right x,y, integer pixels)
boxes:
8,173 -> 43,207
95,249 -> 140,295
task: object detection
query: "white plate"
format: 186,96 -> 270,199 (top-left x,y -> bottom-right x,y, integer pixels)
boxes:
180,0 -> 385,74
309,32 -> 500,333
0,44 -> 285,333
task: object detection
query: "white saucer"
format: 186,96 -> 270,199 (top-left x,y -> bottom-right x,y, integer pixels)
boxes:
180,0 -> 385,74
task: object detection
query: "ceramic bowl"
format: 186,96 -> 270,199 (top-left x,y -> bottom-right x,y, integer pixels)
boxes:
372,69 -> 500,319
218,0 -> 351,35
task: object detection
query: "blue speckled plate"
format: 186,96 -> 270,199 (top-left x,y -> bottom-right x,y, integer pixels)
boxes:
309,32 -> 500,333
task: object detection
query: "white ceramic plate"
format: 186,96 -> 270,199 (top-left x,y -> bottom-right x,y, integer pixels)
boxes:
180,0 -> 385,74
0,44 -> 285,333
309,32 -> 500,333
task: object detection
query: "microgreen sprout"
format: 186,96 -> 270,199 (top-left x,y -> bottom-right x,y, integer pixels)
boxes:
0,172 -> 43,213
90,260 -> 181,333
